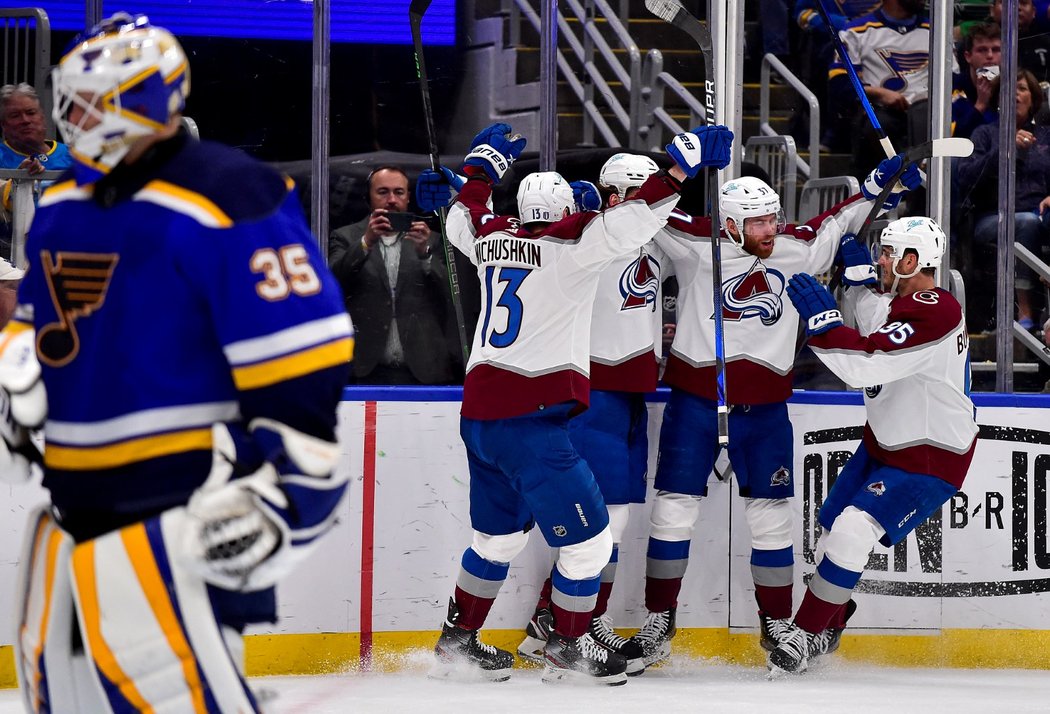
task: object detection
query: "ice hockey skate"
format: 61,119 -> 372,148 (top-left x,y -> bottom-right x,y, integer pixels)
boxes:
589,614 -> 645,675
629,607 -> 676,667
766,623 -> 809,678
517,606 -> 554,664
809,600 -> 857,660
431,599 -> 514,682
759,612 -> 794,652
541,631 -> 628,686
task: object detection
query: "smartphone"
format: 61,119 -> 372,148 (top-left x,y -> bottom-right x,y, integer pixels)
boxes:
385,212 -> 419,232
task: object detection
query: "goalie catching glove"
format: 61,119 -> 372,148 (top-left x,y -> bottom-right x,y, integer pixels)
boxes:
182,419 -> 346,591
787,273 -> 843,337
0,324 -> 45,484
665,124 -> 734,178
463,122 -> 527,183
861,154 -> 923,211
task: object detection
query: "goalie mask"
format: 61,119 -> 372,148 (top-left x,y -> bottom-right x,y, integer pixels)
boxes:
875,216 -> 946,293
599,153 -> 659,200
517,171 -> 575,224
52,13 -> 190,183
718,176 -> 785,250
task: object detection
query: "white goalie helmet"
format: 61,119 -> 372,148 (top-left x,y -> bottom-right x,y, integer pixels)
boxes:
599,153 -> 659,199
876,216 -> 946,291
718,176 -> 785,248
52,13 -> 190,179
517,171 -> 575,224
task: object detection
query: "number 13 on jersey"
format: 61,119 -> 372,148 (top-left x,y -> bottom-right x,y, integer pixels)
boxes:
480,266 -> 532,348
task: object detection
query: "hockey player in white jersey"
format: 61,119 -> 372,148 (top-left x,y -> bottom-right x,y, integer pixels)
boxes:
424,122 -> 733,685
768,216 -> 977,675
515,154 -> 670,675
1,14 -> 354,713
628,154 -> 922,667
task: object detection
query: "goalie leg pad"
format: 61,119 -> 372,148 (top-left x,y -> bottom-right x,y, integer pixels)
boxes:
16,507 -> 103,714
70,511 -> 262,713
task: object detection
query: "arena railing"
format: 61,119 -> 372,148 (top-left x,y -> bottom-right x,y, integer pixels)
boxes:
638,48 -> 708,151
1,8 -> 52,135
759,53 -> 819,181
504,0 -> 645,149
0,168 -> 63,267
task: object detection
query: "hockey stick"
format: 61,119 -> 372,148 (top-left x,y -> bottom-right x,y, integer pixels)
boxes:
645,0 -> 729,445
813,0 -> 895,160
409,0 -> 470,367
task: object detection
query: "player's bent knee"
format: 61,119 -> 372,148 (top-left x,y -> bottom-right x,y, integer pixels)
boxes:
557,526 -> 613,580
472,529 -> 530,564
823,506 -> 886,572
607,504 -> 630,544
744,497 -> 793,551
649,490 -> 702,542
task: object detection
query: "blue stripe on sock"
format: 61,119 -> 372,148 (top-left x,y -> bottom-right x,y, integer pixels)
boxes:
647,537 -> 690,561
551,566 -> 601,598
461,547 -> 510,581
609,545 -> 619,565
751,546 -> 794,568
817,556 -> 863,590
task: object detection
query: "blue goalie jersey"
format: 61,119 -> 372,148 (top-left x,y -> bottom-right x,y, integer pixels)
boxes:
11,132 -> 353,534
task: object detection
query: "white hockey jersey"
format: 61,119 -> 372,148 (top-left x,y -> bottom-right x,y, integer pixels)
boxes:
834,10 -> 930,105
588,242 -> 668,392
445,173 -> 681,419
655,195 -> 872,404
812,286 -> 978,487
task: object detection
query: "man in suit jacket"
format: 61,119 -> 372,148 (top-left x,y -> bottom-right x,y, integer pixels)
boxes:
329,166 -> 458,384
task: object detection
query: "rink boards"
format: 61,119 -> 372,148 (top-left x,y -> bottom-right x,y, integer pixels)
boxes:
0,387 -> 1048,683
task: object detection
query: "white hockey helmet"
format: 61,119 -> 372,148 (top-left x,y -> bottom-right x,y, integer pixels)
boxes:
876,216 -> 946,291
599,152 -> 659,199
718,176 -> 785,249
52,13 -> 190,180
517,171 -> 575,224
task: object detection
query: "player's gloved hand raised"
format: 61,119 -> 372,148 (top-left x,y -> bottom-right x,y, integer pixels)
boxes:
836,233 -> 877,286
463,122 -> 527,183
570,180 -> 601,212
416,167 -> 465,213
787,273 -> 843,336
665,124 -> 734,178
862,154 -> 924,210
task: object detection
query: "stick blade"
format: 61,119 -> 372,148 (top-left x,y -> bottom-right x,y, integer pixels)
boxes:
927,137 -> 974,159
409,0 -> 433,19
645,0 -> 684,23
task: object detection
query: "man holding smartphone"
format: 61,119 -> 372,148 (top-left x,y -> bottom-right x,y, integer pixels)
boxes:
329,165 -> 460,384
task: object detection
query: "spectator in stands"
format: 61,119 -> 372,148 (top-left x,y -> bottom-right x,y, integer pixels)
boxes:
794,0 -> 882,153
328,165 -> 460,385
993,0 -> 1050,83
1,83 -> 73,193
951,22 -> 1001,140
957,69 -> 1050,332
831,0 -> 929,179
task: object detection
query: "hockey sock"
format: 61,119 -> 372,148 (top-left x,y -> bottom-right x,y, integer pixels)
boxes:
644,537 -> 690,613
793,557 -> 862,634
752,546 -> 794,619
536,576 -> 553,612
591,544 -> 618,619
550,566 -> 601,638
453,547 -> 510,630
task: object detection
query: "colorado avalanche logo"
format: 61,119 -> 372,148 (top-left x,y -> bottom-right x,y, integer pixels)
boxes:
867,481 -> 887,497
620,254 -> 660,311
770,466 -> 791,487
718,259 -> 785,325
865,384 -> 883,398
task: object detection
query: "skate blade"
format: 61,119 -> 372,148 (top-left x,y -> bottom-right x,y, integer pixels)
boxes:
428,661 -> 512,683
765,659 -> 807,680
625,658 -> 646,676
540,665 -> 627,686
640,641 -> 672,668
516,636 -> 547,664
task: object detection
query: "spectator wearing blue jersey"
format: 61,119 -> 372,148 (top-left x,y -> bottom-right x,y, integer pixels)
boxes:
0,83 -> 73,202
329,165 -> 459,385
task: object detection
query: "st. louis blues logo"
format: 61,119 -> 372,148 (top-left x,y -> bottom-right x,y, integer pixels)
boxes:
716,259 -> 784,325
877,50 -> 928,91
620,253 -> 660,311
